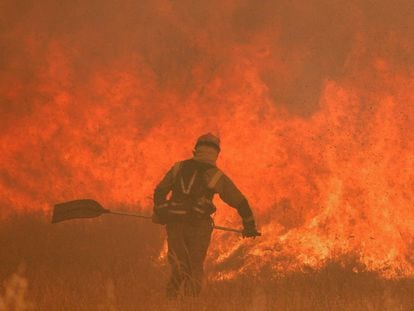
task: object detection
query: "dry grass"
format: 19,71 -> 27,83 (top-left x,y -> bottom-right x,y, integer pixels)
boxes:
1,213 -> 413,310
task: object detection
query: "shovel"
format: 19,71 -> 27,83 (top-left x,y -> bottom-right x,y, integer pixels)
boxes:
52,199 -> 243,234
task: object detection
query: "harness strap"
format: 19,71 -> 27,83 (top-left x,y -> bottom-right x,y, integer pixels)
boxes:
170,202 -> 182,206
172,162 -> 182,181
155,202 -> 168,210
168,210 -> 187,215
207,169 -> 223,189
180,170 -> 198,195
193,206 -> 206,214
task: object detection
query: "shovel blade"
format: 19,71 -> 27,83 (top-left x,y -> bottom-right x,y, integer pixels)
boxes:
52,199 -> 109,223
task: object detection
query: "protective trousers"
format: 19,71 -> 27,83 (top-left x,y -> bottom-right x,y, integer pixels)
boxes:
166,217 -> 213,298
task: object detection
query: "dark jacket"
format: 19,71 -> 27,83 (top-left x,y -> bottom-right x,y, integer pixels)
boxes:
153,159 -> 255,223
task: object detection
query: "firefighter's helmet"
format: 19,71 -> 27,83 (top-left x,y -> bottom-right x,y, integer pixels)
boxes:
195,133 -> 221,152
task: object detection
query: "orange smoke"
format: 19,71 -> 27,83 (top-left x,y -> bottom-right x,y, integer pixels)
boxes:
1,0 -> 414,278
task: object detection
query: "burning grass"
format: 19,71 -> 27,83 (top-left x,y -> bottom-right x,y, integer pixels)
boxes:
1,213 -> 413,310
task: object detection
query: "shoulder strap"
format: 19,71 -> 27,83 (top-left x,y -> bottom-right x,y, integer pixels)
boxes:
171,162 -> 182,181
207,169 -> 223,189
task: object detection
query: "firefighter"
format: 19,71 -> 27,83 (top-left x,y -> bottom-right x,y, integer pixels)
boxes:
152,133 -> 260,298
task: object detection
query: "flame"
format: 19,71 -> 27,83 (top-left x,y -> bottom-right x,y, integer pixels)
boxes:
1,0 -> 414,278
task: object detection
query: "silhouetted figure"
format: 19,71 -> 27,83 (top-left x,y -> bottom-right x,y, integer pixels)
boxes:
152,133 -> 260,298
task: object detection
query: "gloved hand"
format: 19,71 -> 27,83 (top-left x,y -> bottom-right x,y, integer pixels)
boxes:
242,220 -> 261,238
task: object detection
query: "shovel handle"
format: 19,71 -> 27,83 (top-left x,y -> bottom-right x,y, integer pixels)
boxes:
213,225 -> 243,234
108,210 -> 243,234
108,210 -> 152,219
